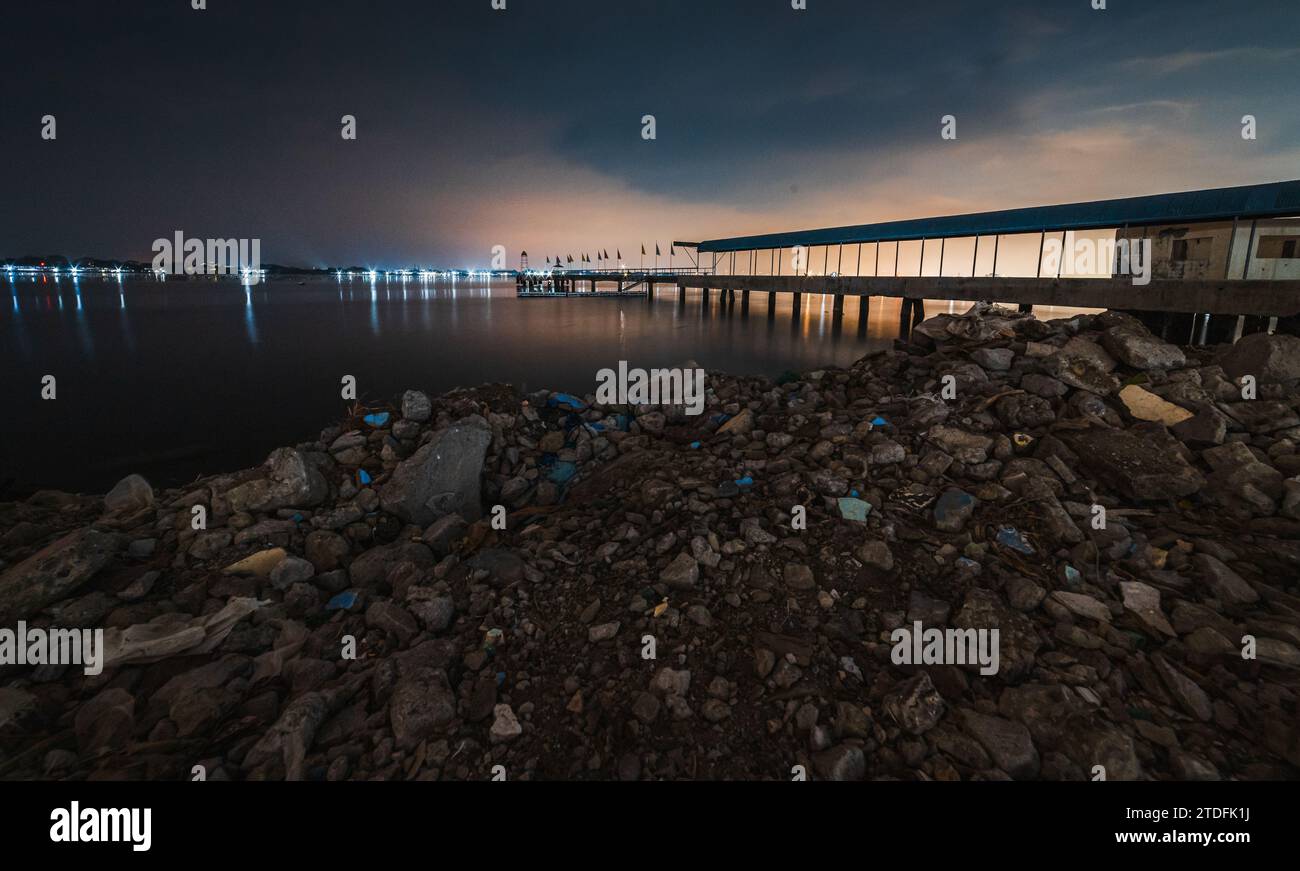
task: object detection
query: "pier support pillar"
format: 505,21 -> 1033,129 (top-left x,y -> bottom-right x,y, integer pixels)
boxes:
702,287 -> 710,308
858,296 -> 870,335
1241,314 -> 1270,337
741,289 -> 750,315
678,284 -> 686,305
1018,303 -> 1033,314
767,291 -> 776,319
792,292 -> 802,317
833,294 -> 844,318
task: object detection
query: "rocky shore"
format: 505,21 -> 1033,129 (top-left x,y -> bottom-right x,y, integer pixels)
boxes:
2,304 -> 1299,781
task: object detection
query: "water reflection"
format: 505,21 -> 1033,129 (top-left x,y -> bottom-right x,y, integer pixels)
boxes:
4,275 -> 1096,493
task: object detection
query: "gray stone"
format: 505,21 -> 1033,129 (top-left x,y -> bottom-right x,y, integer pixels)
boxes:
389,668 -> 456,750
380,418 -> 492,524
885,671 -> 945,735
1102,326 -> 1186,370
959,709 -> 1039,778
1193,554 -> 1259,605
225,448 -> 328,513
0,528 -> 120,624
1221,332 -> 1300,383
660,552 -> 699,590
401,389 -> 432,422
104,474 -> 154,515
270,555 -> 315,590
813,744 -> 865,781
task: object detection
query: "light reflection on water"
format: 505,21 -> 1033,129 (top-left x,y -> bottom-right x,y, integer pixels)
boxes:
3,275 -> 1095,493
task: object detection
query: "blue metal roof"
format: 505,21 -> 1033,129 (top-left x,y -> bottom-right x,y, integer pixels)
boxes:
697,179 -> 1300,253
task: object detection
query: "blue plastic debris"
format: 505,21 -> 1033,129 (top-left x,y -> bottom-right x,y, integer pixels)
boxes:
689,440 -> 701,450
548,392 -> 588,411
1063,565 -> 1083,586
496,671 -> 506,687
956,557 -> 982,574
837,497 -> 872,522
996,527 -> 1035,555
710,413 -> 731,427
871,416 -> 889,427
326,591 -> 358,611
548,461 -> 577,484
850,489 -> 859,498
358,468 -> 372,485
363,412 -> 389,428
734,475 -> 754,488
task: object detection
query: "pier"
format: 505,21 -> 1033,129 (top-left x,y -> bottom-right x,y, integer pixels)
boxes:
518,180 -> 1300,343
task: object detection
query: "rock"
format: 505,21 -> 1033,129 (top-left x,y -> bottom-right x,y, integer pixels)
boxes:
784,563 -> 816,590
856,540 -> 894,572
1119,580 -> 1175,636
1102,327 -> 1186,370
490,704 -> 523,744
933,488 -> 977,532
104,474 -> 153,515
1221,332 -> 1300,383
74,688 -> 135,754
959,709 -> 1039,778
1049,590 -> 1111,622
1118,385 -> 1193,426
390,669 -> 456,750
0,527 -> 120,624
660,552 -> 699,590
1049,336 -> 1120,394
1193,554 -> 1258,605
225,448 -> 328,513
365,601 -> 419,646
885,672 -> 945,735
348,541 -> 434,588
380,418 -> 492,524
813,744 -> 865,781
1061,426 -> 1206,500
1153,655 -> 1212,721
270,555 -> 315,590
401,390 -> 432,422
650,667 -> 691,697
971,347 -> 1014,371
588,621 -> 620,643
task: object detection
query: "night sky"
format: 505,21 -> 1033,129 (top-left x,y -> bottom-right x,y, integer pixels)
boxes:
3,0 -> 1297,268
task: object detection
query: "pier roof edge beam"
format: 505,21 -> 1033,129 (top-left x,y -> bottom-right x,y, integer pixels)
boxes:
694,178 -> 1300,253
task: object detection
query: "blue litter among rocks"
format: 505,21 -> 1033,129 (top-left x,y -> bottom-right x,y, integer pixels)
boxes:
1063,565 -> 1083,586
548,393 -> 588,412
871,416 -> 889,427
363,412 -> 390,428
689,441 -> 701,450
358,469 -> 372,485
996,526 -> 1035,555
734,475 -> 754,488
548,461 -> 577,484
837,497 -> 872,522
326,591 -> 358,611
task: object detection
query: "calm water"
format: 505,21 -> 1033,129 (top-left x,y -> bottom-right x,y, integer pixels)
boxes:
3,274 -> 1087,495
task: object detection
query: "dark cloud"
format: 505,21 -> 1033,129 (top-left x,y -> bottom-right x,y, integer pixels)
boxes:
1,0 -> 1297,265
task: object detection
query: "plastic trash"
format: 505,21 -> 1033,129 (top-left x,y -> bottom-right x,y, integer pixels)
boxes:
548,393 -> 587,411
1013,433 -> 1034,448
652,599 -> 669,618
871,416 -> 888,427
837,497 -> 872,522
358,468 -> 372,486
326,591 -> 358,611
996,526 -> 1035,555
689,441 -> 701,450
734,475 -> 754,488
1063,565 -> 1083,586
548,461 -> 577,484
956,557 -> 982,574
496,671 -> 506,687
363,412 -> 389,428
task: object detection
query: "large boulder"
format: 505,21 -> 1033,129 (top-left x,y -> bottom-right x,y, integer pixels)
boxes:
224,448 -> 328,513
1101,326 -> 1186,371
1060,425 -> 1205,500
1221,332 -> 1300,383
0,528 -> 120,624
103,474 -> 154,515
380,418 -> 491,524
